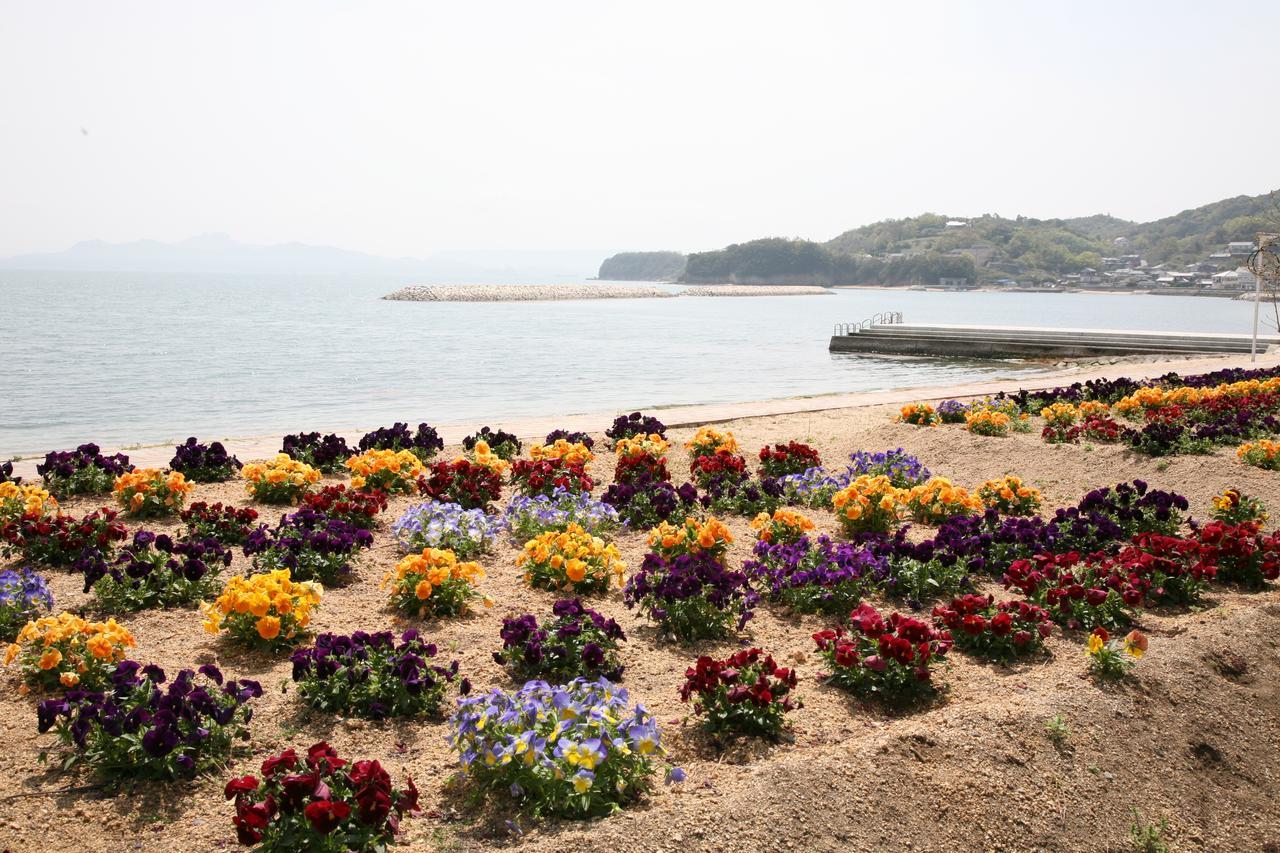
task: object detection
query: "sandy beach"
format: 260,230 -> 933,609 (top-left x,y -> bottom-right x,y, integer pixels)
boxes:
2,351 -> 1280,851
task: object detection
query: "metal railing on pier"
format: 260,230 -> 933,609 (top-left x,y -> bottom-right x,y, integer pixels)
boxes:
833,311 -> 902,336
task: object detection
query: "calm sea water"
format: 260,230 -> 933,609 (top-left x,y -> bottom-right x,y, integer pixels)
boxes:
0,270 -> 1260,457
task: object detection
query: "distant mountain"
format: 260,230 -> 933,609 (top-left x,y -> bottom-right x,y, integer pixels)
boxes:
597,251 -> 686,281
0,234 -> 606,281
601,190 -> 1280,286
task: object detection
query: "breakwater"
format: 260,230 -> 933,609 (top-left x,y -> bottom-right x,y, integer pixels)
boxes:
382,284 -> 834,302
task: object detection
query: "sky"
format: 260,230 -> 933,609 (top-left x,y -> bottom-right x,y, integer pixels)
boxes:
3,1 -> 1279,259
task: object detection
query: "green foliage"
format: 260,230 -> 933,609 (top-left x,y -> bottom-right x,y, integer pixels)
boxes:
598,251 -> 687,281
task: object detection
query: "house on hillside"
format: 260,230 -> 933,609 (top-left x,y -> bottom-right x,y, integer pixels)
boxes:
944,220 -> 968,229
1211,267 -> 1259,291
1228,241 -> 1257,256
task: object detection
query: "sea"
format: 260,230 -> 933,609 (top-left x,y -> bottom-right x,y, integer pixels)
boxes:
0,270 -> 1264,458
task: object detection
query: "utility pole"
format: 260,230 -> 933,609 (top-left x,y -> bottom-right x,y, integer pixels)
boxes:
1247,233 -> 1280,362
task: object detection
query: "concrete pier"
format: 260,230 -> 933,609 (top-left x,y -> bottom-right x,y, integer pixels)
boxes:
829,322 -> 1280,358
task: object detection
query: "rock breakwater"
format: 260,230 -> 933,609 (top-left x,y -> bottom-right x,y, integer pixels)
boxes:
383,284 -> 835,302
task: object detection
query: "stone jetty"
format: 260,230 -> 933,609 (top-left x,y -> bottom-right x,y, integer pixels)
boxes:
383,284 -> 834,302
680,285 -> 833,297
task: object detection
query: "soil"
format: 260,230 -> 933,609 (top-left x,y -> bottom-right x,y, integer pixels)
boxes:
2,403 -> 1279,852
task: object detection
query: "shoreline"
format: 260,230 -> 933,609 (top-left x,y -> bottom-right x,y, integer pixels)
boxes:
10,350 -> 1278,478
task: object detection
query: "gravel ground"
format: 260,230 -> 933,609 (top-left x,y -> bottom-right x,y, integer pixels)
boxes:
2,403 -> 1279,852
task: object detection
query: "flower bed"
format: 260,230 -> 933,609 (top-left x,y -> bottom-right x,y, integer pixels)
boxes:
465,441 -> 511,477
699,474 -> 783,517
290,630 -> 465,719
1237,439 -> 1280,470
977,475 -> 1042,517
345,449 -> 425,495
202,570 -> 323,650
224,742 -> 420,850
846,448 -> 931,488
601,476 -> 697,529
1001,553 -> 1141,632
750,507 -> 815,545
300,483 -> 388,529
931,594 -> 1053,661
420,460 -> 503,511
905,477 -> 984,525
606,411 -> 667,448
757,441 -> 821,478
777,466 -> 848,508
242,455 -> 322,505
1040,402 -> 1079,444
181,502 -> 260,545
1097,533 -> 1210,606
624,551 -> 757,642
832,475 -> 907,535
38,661 -> 259,780
495,599 -> 626,682
447,677 -> 667,818
898,403 -> 941,427
384,547 -> 487,618
280,432 -> 352,474
689,449 -> 748,487
169,437 -> 242,483
357,421 -> 443,460
679,648 -> 799,738
0,482 -> 57,523
392,500 -> 497,558
812,603 -> 951,705
0,568 -> 52,642
518,525 -> 625,594
502,489 -> 619,542
685,427 -> 738,458
1192,520 -> 1280,589
936,399 -> 969,424
545,428 -> 595,450
648,516 -> 733,561
530,439 -> 594,468
244,509 -> 373,587
4,611 -> 135,691
1,507 -> 128,568
510,458 -> 594,498
1065,480 -> 1187,542
113,468 -> 194,517
463,426 -> 522,460
965,409 -> 1011,436
37,443 -> 132,496
744,535 -> 887,615
84,531 -> 231,612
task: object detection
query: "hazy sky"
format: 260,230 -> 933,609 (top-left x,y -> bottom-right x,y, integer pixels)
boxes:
3,1 -> 1279,258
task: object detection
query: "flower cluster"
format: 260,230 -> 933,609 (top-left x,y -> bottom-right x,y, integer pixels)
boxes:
0,568 -> 53,642
301,484 -> 388,529
518,525 -> 626,594
1,507 -> 128,568
503,489 -> 620,542
242,455 -> 323,505
648,515 -> 733,561
606,411 -> 668,447
813,603 -> 951,705
243,509 -> 373,587
530,439 -> 594,467
465,441 -> 511,477
680,649 -> 799,738
169,437 -> 242,483
4,612 -> 135,691
1210,488 -> 1267,525
744,535 -> 887,616
777,466 -> 848,508
113,468 -> 194,517
1193,520 -> 1280,589
846,448 -> 931,488
290,630 -> 465,719
1040,402 -> 1079,443
601,477 -> 698,529
280,432 -> 352,474
345,449 -> 425,495
613,434 -> 671,464
225,742 -> 420,850
624,551 -> 757,642
977,475 -> 1042,517
1086,627 -> 1148,680
689,449 -> 748,488
447,677 -> 666,818
698,472 -> 784,517
384,548 -> 486,618
965,409 -> 1011,436
420,459 -> 503,511
832,475 -> 907,535
495,599 -> 626,683
545,428 -> 595,450
1001,553 -> 1140,632
510,458 -> 594,498
392,501 -> 496,558
0,482 -> 57,523
613,437 -> 672,485
1067,480 -> 1187,542
905,477 -> 984,525
37,443 -> 132,496
936,399 -> 969,424
1095,534 -> 1210,607
750,507 -> 815,544
931,594 -> 1053,661
1237,439 -> 1280,470
0,460 -> 17,484
357,421 -> 443,460
85,530 -> 231,612
463,426 -> 522,460
181,502 -> 260,545
38,661 -> 259,779
201,570 -> 323,650
685,427 -> 738,458
898,403 -> 941,427
757,441 -> 821,478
